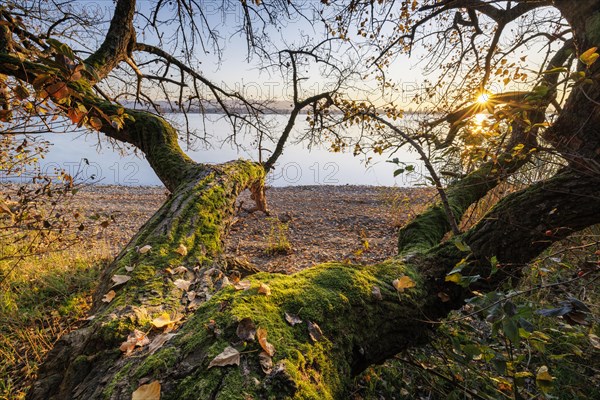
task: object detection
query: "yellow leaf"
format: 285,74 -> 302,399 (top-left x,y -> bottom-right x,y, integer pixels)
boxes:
102,290 -> 116,303
86,116 -> 102,130
175,243 -> 188,256
445,273 -> 462,284
536,365 -> 553,382
580,47 -> 599,66
132,380 -> 161,400
392,275 -> 416,292
151,313 -> 179,329
258,283 -> 271,296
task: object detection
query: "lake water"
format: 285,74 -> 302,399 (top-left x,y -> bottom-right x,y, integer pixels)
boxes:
34,114 -> 425,187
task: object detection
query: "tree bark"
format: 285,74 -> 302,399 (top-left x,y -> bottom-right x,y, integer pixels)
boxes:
26,160 -> 600,400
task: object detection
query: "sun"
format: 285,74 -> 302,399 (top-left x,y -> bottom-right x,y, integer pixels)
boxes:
476,93 -> 490,104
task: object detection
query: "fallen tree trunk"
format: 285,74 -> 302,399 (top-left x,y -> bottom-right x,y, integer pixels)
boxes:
27,162 -> 600,399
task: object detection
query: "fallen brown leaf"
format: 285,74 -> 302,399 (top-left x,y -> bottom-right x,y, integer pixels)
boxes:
111,275 -> 131,287
148,333 -> 176,355
138,245 -> 152,254
307,321 -> 323,342
259,351 -> 273,374
236,318 -> 256,342
102,290 -> 116,303
132,380 -> 161,400
257,328 -> 275,356
258,282 -> 271,296
208,346 -> 240,368
234,280 -> 251,291
175,243 -> 188,256
284,312 -> 302,326
173,279 -> 192,292
119,329 -> 150,355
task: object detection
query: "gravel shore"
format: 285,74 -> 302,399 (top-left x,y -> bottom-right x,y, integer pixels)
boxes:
69,184 -> 434,271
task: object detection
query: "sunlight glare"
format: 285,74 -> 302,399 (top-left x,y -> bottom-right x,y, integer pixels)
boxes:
474,113 -> 487,125
476,93 -> 490,104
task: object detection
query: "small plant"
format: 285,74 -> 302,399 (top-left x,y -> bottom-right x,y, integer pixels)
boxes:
264,218 -> 292,255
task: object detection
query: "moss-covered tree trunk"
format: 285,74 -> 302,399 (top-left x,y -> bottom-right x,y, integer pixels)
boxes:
15,0 -> 600,398
26,160 -> 600,400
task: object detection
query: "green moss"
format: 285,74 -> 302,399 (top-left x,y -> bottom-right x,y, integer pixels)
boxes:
159,259 -> 423,399
135,347 -> 180,378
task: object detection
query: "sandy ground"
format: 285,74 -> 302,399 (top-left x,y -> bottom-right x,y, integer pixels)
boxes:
67,184 -> 434,271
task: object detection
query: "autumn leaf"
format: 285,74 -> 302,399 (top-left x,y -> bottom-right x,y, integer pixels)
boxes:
258,282 -> 271,296
284,312 -> 302,326
236,318 -> 256,342
234,280 -> 251,290
138,244 -> 152,254
46,82 -> 69,100
119,329 -> 150,355
257,328 -> 275,356
175,243 -> 188,256
125,265 -> 135,272
259,351 -> 273,374
167,266 -> 189,275
111,275 -> 131,287
87,116 -> 102,130
148,333 -> 176,355
151,313 -> 181,329
132,380 -> 161,400
208,346 -> 240,368
536,365 -> 553,382
392,275 -> 415,292
307,321 -> 323,342
445,273 -> 462,284
173,279 -> 191,292
101,290 -> 116,303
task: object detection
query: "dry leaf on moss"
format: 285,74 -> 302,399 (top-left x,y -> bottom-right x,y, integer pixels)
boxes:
208,346 -> 240,368
234,280 -> 251,291
392,275 -> 416,292
111,275 -> 131,287
102,290 -> 116,303
151,313 -> 181,329
257,328 -> 275,356
119,329 -> 150,355
173,279 -> 191,292
132,380 -> 161,400
236,318 -> 256,342
175,243 -> 188,256
307,321 -> 323,342
138,245 -> 152,254
148,333 -> 176,355
258,283 -> 271,296
259,351 -> 273,374
284,312 -> 302,326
